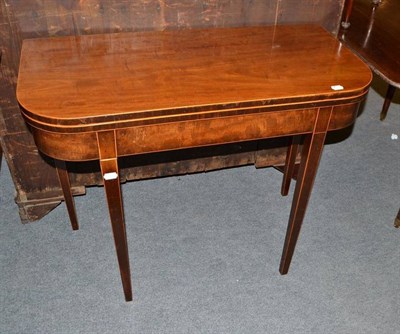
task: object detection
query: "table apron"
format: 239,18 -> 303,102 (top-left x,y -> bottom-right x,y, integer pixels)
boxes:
29,103 -> 359,162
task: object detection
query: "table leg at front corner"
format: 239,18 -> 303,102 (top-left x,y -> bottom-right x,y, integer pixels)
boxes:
100,158 -> 133,302
54,160 -> 79,230
279,107 -> 332,275
97,130 -> 133,302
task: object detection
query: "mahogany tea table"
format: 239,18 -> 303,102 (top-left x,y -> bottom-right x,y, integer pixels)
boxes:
17,25 -> 372,301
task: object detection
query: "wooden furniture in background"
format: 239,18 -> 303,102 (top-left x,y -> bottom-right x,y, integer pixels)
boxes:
339,0 -> 400,120
341,0 -> 355,28
17,25 -> 371,301
0,0 -> 346,223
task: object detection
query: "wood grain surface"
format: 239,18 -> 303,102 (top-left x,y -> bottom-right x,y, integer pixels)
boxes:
17,25 -> 370,129
17,25 -> 371,163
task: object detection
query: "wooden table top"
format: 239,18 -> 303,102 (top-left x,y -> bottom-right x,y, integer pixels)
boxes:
339,0 -> 400,87
17,24 -> 371,132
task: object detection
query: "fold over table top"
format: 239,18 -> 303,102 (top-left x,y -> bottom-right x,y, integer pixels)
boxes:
17,24 -> 371,132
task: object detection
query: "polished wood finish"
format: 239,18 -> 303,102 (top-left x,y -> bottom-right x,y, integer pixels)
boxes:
18,26 -> 371,159
17,28 -> 367,133
17,25 -> 371,300
339,0 -> 400,119
0,0 -> 345,223
97,130 -> 132,302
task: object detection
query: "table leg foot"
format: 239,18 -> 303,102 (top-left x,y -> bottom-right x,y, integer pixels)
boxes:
279,107 -> 332,275
97,131 -> 133,302
55,160 -> 79,230
380,84 -> 395,121
281,136 -> 300,196
394,208 -> 400,228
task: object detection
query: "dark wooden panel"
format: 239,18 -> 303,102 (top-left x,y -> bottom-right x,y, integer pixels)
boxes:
0,0 -> 345,222
339,0 -> 400,86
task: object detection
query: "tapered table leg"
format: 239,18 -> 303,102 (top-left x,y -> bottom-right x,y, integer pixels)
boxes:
380,84 -> 396,121
97,130 -> 132,302
55,160 -> 79,230
279,107 -> 333,275
281,136 -> 300,196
